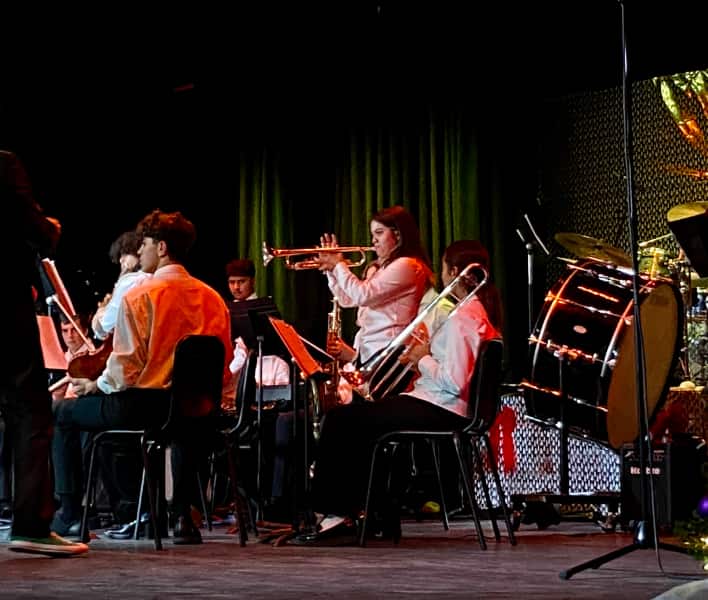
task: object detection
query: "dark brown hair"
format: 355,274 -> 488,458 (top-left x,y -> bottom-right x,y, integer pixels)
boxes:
371,205 -> 431,270
108,231 -> 142,265
443,240 -> 503,331
136,209 -> 196,263
226,258 -> 256,278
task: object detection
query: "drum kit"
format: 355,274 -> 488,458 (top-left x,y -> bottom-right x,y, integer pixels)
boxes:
523,203 -> 708,452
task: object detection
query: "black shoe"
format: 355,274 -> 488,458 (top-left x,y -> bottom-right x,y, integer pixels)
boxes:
105,513 -> 151,540
173,516 -> 202,545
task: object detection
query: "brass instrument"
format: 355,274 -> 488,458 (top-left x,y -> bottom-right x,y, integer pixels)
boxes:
262,241 -> 374,270
311,296 -> 343,441
341,262 -> 489,402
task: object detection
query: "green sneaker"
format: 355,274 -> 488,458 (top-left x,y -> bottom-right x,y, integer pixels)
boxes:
8,532 -> 89,557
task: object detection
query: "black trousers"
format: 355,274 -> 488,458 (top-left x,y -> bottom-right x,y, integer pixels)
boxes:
0,295 -> 55,538
52,389 -> 172,517
310,394 -> 468,518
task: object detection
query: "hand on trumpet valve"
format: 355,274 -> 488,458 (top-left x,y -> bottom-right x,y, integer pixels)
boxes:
316,234 -> 345,271
320,232 -> 339,249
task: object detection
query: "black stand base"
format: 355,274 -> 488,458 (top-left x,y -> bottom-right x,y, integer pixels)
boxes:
512,493 -> 621,531
559,520 -> 688,580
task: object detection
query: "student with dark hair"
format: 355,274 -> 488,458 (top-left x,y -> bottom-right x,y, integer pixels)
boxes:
226,258 -> 257,302
318,204 -> 432,371
53,209 -> 233,545
91,230 -> 151,341
305,239 -> 501,541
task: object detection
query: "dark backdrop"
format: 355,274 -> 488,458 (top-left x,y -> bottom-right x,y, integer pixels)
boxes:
2,1 -> 706,380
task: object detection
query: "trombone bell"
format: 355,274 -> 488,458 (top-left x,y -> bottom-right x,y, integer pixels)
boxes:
262,241 -> 374,270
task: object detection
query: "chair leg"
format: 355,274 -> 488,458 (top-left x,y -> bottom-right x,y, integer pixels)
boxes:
79,434 -> 101,543
141,438 -> 163,550
481,434 -> 516,546
196,472 -> 212,532
428,440 -> 449,531
452,434 -> 487,550
135,467 -> 146,540
468,437 -> 501,542
359,440 -> 383,547
224,439 -> 250,546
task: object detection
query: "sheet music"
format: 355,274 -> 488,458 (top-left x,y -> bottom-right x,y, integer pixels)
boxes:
268,317 -> 323,379
37,315 -> 67,370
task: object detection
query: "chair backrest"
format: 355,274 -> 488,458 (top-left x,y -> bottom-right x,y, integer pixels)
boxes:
465,337 -> 504,431
230,347 -> 259,433
170,334 -> 226,421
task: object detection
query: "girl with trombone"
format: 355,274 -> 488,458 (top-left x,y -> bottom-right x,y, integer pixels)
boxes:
302,239 -> 501,542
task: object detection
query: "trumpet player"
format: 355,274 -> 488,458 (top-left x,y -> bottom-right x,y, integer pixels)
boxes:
317,206 -> 433,396
304,240 -> 501,542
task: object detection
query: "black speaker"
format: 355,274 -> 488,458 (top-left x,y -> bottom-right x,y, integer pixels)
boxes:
620,437 -> 706,531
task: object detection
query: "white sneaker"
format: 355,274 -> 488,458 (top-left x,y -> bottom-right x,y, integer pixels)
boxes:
317,515 -> 347,533
9,532 -> 89,557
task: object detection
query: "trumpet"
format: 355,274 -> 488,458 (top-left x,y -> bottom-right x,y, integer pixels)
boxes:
262,241 -> 374,270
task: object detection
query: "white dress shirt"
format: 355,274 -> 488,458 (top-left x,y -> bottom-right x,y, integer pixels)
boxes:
325,256 -> 429,363
92,270 -> 152,340
408,295 -> 499,417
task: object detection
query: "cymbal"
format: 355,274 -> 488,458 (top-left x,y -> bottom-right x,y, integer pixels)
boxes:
667,201 -> 708,222
554,232 -> 632,266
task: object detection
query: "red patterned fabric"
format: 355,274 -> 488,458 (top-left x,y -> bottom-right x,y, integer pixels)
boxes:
487,406 -> 517,474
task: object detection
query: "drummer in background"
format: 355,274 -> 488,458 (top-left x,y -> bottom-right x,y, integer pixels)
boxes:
225,258 -> 290,404
226,258 -> 257,302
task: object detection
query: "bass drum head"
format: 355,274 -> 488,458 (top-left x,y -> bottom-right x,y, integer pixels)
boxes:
607,282 -> 680,449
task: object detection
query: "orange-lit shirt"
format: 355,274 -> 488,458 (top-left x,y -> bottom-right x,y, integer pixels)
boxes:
97,264 -> 232,403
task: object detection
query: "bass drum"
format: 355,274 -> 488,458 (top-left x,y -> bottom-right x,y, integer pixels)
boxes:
525,260 -> 682,449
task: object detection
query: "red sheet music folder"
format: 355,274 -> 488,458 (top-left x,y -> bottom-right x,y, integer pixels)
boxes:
268,317 -> 323,379
37,315 -> 67,370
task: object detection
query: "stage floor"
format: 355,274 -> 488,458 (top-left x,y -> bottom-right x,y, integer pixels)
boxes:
0,517 -> 705,599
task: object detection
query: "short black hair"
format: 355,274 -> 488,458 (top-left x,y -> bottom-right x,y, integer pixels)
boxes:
226,258 -> 256,278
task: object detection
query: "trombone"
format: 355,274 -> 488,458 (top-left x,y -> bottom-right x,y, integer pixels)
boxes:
340,262 -> 488,402
262,241 -> 374,270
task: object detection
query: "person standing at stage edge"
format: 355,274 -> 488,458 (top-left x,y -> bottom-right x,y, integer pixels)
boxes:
0,149 -> 88,556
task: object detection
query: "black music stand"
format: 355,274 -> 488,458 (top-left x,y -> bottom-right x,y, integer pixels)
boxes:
560,2 -> 687,579
264,317 -> 325,546
239,299 -> 287,522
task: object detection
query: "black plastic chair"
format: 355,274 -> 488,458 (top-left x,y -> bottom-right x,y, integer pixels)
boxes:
79,334 -> 229,550
358,337 -> 516,549
210,347 -> 260,544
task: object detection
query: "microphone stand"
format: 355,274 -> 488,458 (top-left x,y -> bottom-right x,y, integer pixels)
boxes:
560,2 -> 686,579
516,213 -> 550,336
255,335 -> 265,523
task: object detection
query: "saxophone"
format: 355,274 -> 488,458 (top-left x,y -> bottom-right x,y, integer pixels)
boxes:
311,296 -> 342,440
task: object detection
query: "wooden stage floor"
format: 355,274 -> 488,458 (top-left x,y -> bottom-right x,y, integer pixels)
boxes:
1,518 -> 706,599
